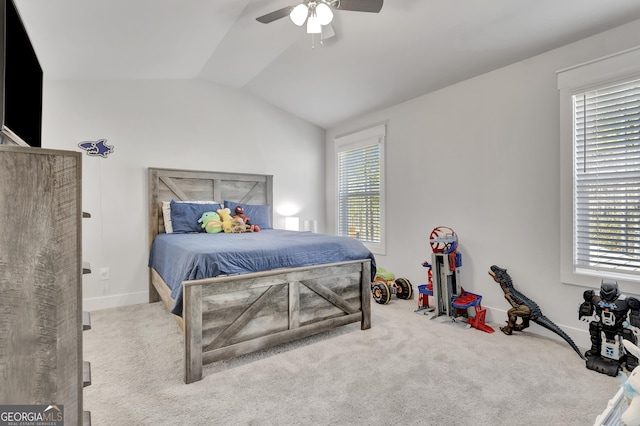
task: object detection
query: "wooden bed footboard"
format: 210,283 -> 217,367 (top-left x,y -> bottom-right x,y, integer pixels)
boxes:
181,260 -> 371,383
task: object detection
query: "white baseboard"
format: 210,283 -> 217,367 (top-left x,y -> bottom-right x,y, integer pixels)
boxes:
81,294 -> 593,348
83,291 -> 148,312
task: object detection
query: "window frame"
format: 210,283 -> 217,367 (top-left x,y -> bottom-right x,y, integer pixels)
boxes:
335,124 -> 386,255
558,46 -> 640,290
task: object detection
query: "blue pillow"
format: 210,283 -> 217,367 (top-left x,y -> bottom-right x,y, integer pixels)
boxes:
224,201 -> 272,229
170,200 -> 222,233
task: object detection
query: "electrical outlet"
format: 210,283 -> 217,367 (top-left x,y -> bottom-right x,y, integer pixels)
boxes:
100,267 -> 110,280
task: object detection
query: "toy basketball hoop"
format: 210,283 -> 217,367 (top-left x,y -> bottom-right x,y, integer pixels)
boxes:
429,226 -> 458,254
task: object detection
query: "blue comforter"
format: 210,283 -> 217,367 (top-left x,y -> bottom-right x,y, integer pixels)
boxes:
148,229 -> 376,316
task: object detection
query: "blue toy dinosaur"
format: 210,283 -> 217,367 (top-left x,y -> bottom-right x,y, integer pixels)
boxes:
489,265 -> 585,360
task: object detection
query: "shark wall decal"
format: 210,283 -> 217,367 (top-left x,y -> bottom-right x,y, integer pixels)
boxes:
78,139 -> 114,158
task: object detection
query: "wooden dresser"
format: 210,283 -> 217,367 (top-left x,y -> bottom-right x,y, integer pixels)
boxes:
0,145 -> 84,424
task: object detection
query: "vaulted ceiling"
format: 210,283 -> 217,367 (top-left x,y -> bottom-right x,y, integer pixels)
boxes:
15,0 -> 640,128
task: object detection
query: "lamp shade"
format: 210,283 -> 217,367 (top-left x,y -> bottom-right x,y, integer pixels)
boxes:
315,3 -> 333,26
290,4 -> 308,26
285,216 -> 300,231
306,15 -> 321,34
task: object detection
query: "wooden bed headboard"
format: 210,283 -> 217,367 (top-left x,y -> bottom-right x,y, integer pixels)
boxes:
148,168 -> 273,246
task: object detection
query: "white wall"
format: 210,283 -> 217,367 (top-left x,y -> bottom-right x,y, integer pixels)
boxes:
326,19 -> 640,348
41,79 -> 325,311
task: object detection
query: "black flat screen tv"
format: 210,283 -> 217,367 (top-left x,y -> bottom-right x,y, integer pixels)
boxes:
0,0 -> 42,147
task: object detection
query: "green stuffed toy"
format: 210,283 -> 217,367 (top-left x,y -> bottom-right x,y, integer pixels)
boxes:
198,211 -> 222,234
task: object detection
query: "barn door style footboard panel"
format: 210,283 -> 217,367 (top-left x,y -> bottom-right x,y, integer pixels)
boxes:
182,260 -> 371,384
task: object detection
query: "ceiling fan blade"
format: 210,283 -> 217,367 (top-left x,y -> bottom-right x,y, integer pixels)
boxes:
256,5 -> 296,24
333,0 -> 383,13
321,23 -> 336,40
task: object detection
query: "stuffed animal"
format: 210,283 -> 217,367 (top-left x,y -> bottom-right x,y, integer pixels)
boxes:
216,208 -> 234,233
622,339 -> 640,426
230,218 -> 248,233
234,205 -> 260,232
217,207 -> 250,233
198,211 -> 222,234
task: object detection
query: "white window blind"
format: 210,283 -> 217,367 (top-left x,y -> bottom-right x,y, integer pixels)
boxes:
573,78 -> 640,274
338,144 -> 380,242
335,124 -> 385,254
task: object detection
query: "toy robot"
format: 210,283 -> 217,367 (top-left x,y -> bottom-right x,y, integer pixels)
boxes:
579,280 -> 640,376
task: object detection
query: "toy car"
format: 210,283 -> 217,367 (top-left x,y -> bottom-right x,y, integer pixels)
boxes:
371,267 -> 413,304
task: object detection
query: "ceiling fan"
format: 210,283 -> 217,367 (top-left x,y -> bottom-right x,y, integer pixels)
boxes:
256,0 -> 383,35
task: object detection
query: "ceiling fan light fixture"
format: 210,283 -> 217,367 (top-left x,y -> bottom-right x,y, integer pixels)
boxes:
306,15 -> 322,34
256,0 -> 384,48
315,3 -> 334,25
290,4 -> 309,26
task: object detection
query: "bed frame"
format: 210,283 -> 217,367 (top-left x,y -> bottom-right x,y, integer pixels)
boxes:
148,167 -> 372,383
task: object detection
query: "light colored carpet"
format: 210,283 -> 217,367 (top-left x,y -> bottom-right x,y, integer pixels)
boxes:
83,299 -> 622,425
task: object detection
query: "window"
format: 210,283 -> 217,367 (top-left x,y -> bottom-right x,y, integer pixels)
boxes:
558,46 -> 640,286
335,125 -> 386,254
573,80 -> 640,275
